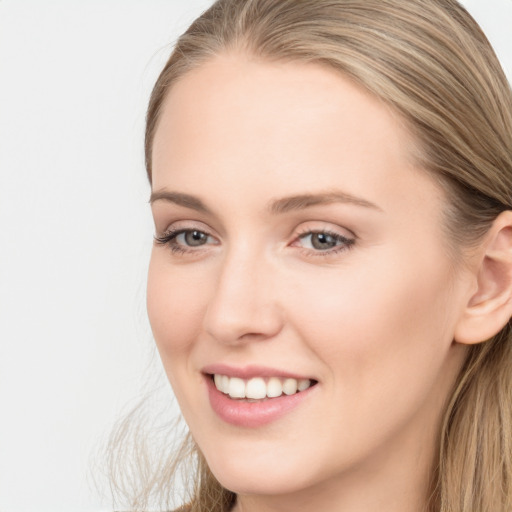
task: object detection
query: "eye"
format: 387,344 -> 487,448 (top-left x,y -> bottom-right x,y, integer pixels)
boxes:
178,230 -> 210,247
295,230 -> 355,255
154,227 -> 218,254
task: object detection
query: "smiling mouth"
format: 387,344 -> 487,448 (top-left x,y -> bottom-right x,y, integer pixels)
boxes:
210,374 -> 318,401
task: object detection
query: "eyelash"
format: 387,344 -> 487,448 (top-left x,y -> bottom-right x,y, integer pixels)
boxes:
154,227 -> 355,257
154,228 -> 213,255
294,228 -> 355,257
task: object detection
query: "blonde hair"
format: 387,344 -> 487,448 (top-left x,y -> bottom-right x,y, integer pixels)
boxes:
110,1 -> 512,511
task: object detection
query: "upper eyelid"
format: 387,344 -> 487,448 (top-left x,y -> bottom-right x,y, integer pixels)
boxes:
157,226 -> 217,241
297,230 -> 354,241
157,220 -> 356,239
293,230 -> 355,248
295,223 -> 356,240
157,220 -> 216,236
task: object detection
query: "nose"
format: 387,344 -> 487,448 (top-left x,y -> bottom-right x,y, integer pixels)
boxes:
202,249 -> 284,345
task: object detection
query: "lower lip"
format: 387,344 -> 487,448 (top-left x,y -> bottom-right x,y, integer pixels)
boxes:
205,375 -> 316,428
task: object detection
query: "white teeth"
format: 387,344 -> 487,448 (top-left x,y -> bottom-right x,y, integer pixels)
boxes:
298,378 -> 310,392
213,374 -> 313,399
228,377 -> 246,398
221,375 -> 230,394
283,378 -> 298,395
246,378 -> 267,399
267,377 -> 283,398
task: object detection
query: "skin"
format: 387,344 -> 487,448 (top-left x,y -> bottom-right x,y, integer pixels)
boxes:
147,53 -> 476,512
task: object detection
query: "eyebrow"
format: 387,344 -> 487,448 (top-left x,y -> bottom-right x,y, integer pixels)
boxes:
268,191 -> 382,214
149,189 -> 382,214
149,190 -> 212,213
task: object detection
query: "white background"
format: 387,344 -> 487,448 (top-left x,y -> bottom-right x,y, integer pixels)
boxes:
0,1 -> 510,511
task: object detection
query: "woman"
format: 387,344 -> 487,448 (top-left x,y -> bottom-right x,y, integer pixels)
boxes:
111,1 -> 512,511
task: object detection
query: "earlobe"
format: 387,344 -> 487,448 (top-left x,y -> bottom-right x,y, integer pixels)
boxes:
454,211 -> 512,345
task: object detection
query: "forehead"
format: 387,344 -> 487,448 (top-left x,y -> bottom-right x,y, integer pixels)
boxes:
151,52 -> 442,218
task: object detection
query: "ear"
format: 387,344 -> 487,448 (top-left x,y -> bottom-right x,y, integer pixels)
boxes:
454,211 -> 512,345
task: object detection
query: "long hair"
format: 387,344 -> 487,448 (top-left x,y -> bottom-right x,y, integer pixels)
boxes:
110,1 -> 512,511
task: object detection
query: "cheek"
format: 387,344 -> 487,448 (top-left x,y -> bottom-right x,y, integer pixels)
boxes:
284,246 -> 458,391
146,250 -> 208,356
277,248 -> 462,463
146,251 -> 214,418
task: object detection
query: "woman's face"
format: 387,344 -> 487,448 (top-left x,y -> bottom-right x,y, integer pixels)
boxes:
148,54 -> 471,503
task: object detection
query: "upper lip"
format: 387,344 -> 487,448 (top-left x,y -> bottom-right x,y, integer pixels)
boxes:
202,363 -> 316,381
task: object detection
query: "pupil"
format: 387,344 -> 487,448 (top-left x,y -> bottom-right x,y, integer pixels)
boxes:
186,231 -> 207,246
312,233 -> 336,250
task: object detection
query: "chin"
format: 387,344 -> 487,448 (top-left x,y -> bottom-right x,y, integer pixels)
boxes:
201,442 -> 324,497
212,465 -> 307,496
